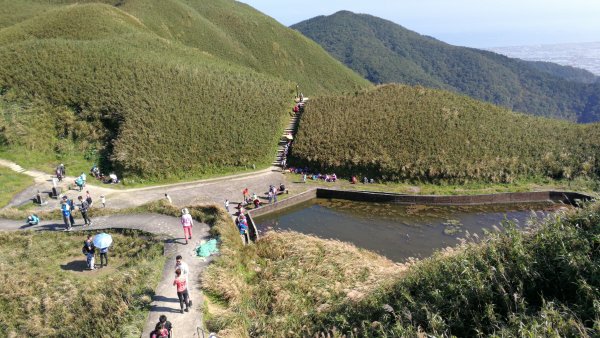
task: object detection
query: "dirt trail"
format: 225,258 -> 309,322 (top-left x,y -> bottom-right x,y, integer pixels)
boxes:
0,214 -> 213,338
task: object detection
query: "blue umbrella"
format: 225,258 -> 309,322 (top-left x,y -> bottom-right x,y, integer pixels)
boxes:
93,233 -> 113,249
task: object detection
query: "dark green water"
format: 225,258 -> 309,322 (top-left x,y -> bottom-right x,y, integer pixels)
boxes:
254,199 -> 562,262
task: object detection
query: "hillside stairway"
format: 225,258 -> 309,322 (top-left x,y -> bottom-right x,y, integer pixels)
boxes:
272,99 -> 306,167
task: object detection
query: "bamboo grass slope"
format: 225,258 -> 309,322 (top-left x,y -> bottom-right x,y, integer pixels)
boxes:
0,1 -> 369,179
291,84 -> 600,183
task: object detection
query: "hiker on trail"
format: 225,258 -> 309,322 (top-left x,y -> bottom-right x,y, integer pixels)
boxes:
78,196 -> 92,227
237,217 -> 249,244
61,196 -> 75,230
173,268 -> 191,313
83,235 -> 95,270
85,190 -> 93,207
165,193 -> 172,204
224,199 -> 230,212
175,255 -> 189,283
180,208 -> 193,245
100,195 -> 106,208
75,176 -> 85,191
267,190 -> 274,204
242,188 -> 250,204
151,322 -> 169,338
99,246 -> 108,267
151,315 -> 173,338
26,214 -> 39,226
56,163 -> 65,181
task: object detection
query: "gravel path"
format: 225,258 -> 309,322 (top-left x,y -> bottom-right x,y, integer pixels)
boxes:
0,214 -> 212,338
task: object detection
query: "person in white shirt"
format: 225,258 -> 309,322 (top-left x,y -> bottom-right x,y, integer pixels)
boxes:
175,255 -> 192,306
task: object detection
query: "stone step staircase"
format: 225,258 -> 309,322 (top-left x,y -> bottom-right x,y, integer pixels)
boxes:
272,104 -> 303,167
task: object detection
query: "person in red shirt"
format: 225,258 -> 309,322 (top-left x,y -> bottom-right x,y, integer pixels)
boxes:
173,268 -> 190,313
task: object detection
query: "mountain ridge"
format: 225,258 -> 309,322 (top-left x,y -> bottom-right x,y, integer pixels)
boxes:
292,11 -> 600,122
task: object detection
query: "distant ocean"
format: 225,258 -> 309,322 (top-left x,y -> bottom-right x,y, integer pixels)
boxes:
489,41 -> 600,76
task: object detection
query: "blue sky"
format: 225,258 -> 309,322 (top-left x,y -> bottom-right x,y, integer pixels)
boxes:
239,0 -> 600,48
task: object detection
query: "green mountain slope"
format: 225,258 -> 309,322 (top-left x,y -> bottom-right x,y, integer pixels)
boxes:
292,11 -> 600,122
0,1 -> 369,180
291,84 -> 600,183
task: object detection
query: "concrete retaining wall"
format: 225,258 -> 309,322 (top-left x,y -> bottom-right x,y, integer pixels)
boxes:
247,189 -> 317,241
246,188 -> 592,241
316,189 -> 591,206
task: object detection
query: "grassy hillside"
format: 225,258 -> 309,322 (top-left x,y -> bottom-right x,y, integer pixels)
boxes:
0,1 -> 369,180
292,11 -> 600,122
0,229 -> 164,337
203,200 -> 599,336
291,85 -> 600,183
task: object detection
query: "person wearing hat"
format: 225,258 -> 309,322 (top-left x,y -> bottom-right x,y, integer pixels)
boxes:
180,208 -> 193,245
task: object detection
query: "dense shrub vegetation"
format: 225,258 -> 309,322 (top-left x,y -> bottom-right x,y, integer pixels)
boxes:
291,85 -> 600,183
314,203 -> 600,336
0,1 -> 369,180
0,229 -> 164,337
292,11 -> 600,122
203,201 -> 599,337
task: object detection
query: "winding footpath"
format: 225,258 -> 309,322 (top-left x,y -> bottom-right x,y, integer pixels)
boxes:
0,105 -> 308,337
0,214 -> 212,337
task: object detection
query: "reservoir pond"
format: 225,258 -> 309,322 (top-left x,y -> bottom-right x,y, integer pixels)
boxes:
254,199 -> 563,262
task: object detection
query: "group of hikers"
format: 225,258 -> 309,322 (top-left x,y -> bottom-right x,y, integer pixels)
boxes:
56,164 -> 119,190
60,192 -> 94,231
148,255 -> 193,337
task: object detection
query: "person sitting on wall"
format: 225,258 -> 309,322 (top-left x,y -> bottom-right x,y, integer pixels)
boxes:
331,173 -> 337,182
279,183 -> 286,194
351,176 -> 357,184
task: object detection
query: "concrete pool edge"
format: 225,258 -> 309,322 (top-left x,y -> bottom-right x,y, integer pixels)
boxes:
246,189 -> 593,241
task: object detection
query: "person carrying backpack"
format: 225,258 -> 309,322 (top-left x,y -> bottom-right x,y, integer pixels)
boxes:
82,235 -> 95,270
78,196 -> 92,227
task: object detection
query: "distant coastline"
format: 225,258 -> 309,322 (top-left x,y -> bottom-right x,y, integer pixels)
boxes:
489,41 -> 600,76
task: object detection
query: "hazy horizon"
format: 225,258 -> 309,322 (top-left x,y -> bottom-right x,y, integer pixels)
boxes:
239,0 -> 600,48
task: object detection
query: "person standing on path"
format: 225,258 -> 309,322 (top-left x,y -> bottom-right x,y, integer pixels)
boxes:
83,235 -> 95,270
99,246 -> 108,267
85,190 -> 93,207
78,196 -> 92,227
224,199 -> 230,213
173,268 -> 191,313
100,195 -> 106,208
63,196 -> 76,227
242,188 -> 249,204
180,208 -> 193,245
165,193 -> 172,204
61,200 -> 73,231
175,255 -> 189,276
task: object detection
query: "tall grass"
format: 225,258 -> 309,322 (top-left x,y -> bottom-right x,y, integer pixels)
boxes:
0,1 -> 369,180
0,229 -> 165,337
202,202 -> 600,336
292,84 -> 600,183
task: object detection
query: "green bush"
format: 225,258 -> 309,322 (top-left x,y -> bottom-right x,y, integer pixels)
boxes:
291,84 -> 600,183
0,1 -> 369,180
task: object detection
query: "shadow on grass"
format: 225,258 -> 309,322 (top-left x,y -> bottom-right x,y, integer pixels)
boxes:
60,259 -> 88,272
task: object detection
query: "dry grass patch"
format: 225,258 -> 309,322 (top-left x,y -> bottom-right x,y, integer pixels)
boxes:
203,231 -> 406,336
0,229 -> 164,337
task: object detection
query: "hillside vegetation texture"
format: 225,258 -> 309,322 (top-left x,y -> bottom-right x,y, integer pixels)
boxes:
0,229 -> 164,337
0,1 -> 369,180
292,11 -> 600,122
204,201 -> 599,337
291,85 -> 600,183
